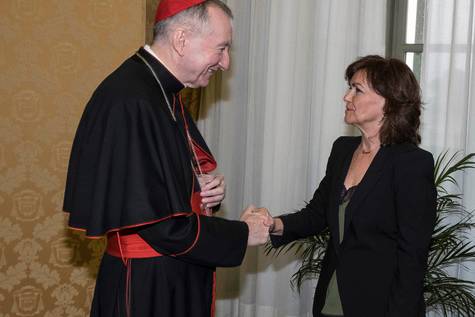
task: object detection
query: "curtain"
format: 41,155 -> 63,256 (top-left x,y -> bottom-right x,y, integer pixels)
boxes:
197,1 -> 387,316
421,1 -> 475,316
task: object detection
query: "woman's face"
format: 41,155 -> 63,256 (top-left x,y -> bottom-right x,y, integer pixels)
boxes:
343,70 -> 385,130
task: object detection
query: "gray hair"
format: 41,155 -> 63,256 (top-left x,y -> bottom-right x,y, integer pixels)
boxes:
153,0 -> 233,42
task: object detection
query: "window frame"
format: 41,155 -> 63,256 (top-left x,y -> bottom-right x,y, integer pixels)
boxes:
386,0 -> 424,80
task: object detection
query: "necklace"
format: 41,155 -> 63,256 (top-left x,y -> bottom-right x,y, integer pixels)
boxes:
136,52 -> 176,121
136,52 -> 203,177
360,143 -> 381,155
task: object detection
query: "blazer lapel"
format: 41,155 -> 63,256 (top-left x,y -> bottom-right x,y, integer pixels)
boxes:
328,139 -> 359,253
343,145 -> 391,235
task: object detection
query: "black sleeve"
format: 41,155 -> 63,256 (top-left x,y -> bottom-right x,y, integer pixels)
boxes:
270,174 -> 331,247
271,138 -> 341,247
386,150 -> 437,316
138,214 -> 249,268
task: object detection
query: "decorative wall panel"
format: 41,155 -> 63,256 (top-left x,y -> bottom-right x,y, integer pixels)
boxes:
0,1 -> 146,316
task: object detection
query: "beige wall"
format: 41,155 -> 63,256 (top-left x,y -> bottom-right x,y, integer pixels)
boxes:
147,0 -> 160,44
0,1 -> 147,316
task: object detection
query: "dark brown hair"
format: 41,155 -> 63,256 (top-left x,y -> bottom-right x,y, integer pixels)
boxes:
345,55 -> 422,145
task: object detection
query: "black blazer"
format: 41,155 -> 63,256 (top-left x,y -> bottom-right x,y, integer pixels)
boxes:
272,136 -> 437,317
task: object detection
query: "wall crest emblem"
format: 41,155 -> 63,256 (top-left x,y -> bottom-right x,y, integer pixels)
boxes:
53,43 -> 79,75
12,0 -> 40,21
12,285 -> 44,316
50,237 -> 81,267
52,141 -> 71,171
12,189 -> 43,221
12,90 -> 42,123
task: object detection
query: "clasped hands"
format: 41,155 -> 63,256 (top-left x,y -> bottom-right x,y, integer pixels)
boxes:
197,174 -> 275,246
240,205 -> 274,246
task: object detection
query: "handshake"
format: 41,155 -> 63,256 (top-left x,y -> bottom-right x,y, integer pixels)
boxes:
240,205 -> 274,246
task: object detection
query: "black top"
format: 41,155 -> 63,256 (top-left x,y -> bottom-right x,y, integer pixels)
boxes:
64,48 -> 249,317
64,47 -> 215,237
63,46 -> 248,264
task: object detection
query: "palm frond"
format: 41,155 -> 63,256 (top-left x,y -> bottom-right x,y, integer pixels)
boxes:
424,275 -> 475,316
434,152 -> 475,188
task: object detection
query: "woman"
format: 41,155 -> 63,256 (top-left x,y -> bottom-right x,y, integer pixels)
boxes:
269,55 -> 436,317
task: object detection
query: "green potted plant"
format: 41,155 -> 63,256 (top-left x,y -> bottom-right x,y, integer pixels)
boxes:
266,151 -> 475,316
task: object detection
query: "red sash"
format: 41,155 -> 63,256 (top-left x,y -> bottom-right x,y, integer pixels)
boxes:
106,232 -> 162,259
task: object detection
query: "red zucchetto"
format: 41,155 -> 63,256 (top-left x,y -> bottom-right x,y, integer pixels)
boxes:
155,0 -> 206,22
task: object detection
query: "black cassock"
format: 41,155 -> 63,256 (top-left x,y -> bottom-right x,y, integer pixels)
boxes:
63,47 -> 248,317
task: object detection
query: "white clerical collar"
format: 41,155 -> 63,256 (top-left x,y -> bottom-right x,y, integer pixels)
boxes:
143,45 -> 163,63
143,45 -> 183,85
